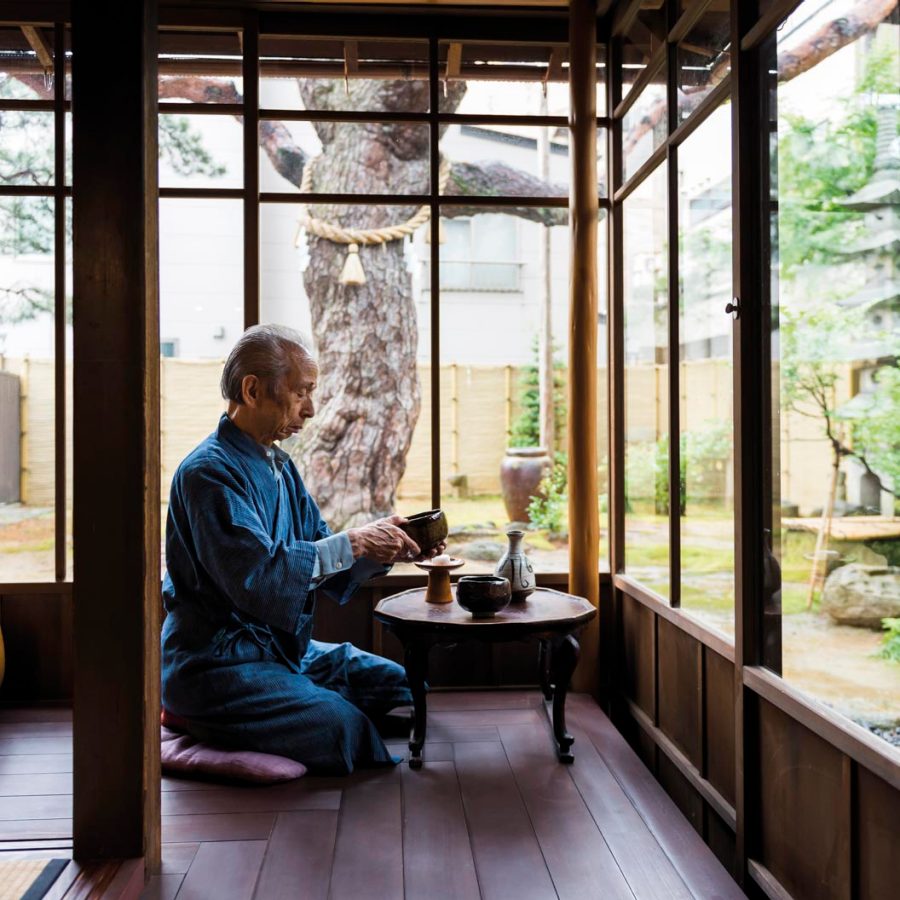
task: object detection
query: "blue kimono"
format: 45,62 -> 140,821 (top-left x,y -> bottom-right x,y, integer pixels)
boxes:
161,414 -> 411,775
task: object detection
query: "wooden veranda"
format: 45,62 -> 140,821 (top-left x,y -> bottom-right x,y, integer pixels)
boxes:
0,1 -> 897,899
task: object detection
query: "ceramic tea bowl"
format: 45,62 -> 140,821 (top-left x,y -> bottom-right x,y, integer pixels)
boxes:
456,575 -> 511,619
399,509 -> 448,554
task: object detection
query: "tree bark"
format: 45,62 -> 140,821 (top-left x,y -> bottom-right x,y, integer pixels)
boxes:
623,0 -> 897,153
296,81 -> 432,526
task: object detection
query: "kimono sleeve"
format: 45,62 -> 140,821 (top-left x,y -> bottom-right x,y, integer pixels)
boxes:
180,463 -> 317,634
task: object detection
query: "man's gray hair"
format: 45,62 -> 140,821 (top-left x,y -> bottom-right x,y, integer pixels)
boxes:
221,324 -> 314,404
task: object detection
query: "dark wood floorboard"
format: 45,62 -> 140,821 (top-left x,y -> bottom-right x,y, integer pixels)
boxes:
0,773 -> 71,795
386,740 -> 455,763
568,696 -> 744,900
3,693 -> 742,900
424,723 -> 501,743
499,722 -> 635,900
0,708 -> 72,723
159,842 -> 199,874
160,776 -> 225,792
454,739 -> 557,900
251,811 -> 338,900
330,769 -> 404,900
0,818 -> 71,840
142,873 -> 184,900
401,760 -> 481,900
428,692 -> 541,711
565,720 -> 693,900
0,737 -> 71,754
176,840 -> 267,900
0,722 -> 72,737
0,754 -> 72,774
161,812 -> 276,843
0,794 -> 70,820
160,782 -> 340,816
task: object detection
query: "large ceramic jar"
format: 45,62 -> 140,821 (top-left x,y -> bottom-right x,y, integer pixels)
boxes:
499,447 -> 551,524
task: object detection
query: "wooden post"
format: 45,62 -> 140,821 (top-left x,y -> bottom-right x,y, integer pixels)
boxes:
72,0 -> 161,869
731,0 -> 769,888
568,0 -> 600,694
537,90 -> 555,455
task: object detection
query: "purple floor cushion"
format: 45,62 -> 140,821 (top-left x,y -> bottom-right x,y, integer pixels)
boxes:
161,726 -> 306,783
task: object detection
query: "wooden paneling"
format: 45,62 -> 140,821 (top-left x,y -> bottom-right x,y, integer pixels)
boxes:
758,699 -> 850,900
0,593 -> 72,704
657,752 -> 703,836
705,648 -> 735,807
706,808 -> 736,879
657,617 -> 701,766
620,593 -> 654,713
856,767 -> 900,900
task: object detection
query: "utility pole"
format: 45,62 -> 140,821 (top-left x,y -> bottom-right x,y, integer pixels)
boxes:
538,88 -> 555,453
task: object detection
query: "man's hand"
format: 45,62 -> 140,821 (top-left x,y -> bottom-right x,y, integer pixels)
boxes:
347,515 -> 420,564
414,540 -> 447,562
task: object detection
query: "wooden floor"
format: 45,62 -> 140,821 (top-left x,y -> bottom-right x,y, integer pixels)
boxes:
0,692 -> 744,899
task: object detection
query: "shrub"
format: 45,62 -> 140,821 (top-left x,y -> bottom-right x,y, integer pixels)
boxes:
879,618 -> 900,663
528,452 -> 568,534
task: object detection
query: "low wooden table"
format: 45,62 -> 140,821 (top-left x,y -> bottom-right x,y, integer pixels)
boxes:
374,587 -> 596,768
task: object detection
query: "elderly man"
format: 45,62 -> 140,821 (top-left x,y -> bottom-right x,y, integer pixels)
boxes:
161,324 -> 438,775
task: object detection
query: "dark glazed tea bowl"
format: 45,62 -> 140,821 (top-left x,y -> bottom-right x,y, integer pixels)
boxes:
456,575 -> 511,619
399,509 -> 448,554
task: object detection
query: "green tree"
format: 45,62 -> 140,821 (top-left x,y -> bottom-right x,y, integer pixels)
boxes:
510,339 -> 566,450
0,81 -> 225,326
777,39 -> 899,505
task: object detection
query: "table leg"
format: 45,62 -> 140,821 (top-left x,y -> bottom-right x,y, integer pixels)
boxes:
550,634 -> 579,763
403,640 -> 429,769
538,639 -> 553,702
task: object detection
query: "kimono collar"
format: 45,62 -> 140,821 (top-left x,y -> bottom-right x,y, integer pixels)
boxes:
217,414 -> 290,477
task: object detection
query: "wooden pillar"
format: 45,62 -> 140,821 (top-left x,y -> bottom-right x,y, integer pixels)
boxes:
568,0 -> 600,694
72,0 -> 160,868
731,0 -> 768,888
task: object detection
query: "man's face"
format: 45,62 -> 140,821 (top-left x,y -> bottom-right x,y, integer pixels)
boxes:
252,353 -> 318,444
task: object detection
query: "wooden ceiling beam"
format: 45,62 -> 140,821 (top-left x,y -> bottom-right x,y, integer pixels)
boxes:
445,40 -> 462,79
20,24 -> 53,70
343,39 -> 358,73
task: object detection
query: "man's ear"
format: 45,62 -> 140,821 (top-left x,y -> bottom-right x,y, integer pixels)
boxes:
241,374 -> 261,407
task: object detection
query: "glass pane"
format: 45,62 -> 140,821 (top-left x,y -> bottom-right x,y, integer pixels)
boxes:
623,164 -> 669,597
623,81 -> 667,182
598,211 -> 610,570
677,4 -> 731,122
678,101 -> 734,630
159,198 -> 243,561
158,30 -> 244,102
598,128 -> 609,197
441,124 -> 569,198
65,197 -> 72,581
259,37 -> 428,112
438,205 -> 571,574
0,110 -> 54,186
438,41 -> 589,117
260,120 -> 430,194
622,9 -> 666,98
260,201 -> 432,557
159,113 -> 242,189
0,196 -> 57,582
766,0 -> 900,739
0,26 -> 57,100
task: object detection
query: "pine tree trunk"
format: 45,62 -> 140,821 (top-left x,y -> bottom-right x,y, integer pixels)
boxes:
293,78 -> 461,528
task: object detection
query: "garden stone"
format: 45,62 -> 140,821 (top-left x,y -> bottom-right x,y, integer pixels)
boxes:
451,540 -> 507,561
821,564 -> 900,629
